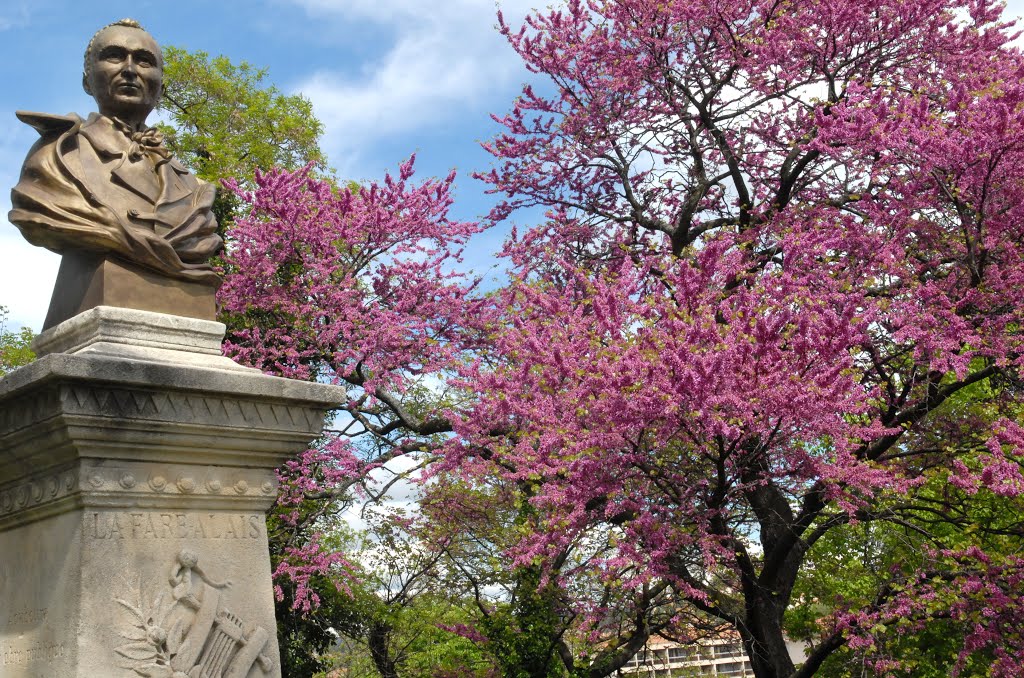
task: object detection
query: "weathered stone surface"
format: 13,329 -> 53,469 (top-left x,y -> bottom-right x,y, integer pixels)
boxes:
0,308 -> 345,677
32,305 -> 247,372
0,510 -> 282,677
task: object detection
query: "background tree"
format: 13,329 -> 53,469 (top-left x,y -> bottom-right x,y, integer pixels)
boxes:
419,469 -> 682,678
331,507 -> 499,678
0,306 -> 34,376
785,376 -> 1024,676
159,46 -> 326,186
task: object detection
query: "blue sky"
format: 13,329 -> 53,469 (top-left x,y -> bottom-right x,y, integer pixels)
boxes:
2,0 -> 1024,332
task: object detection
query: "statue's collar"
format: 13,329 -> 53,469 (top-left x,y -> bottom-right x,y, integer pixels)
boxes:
79,113 -> 186,172
79,114 -> 134,156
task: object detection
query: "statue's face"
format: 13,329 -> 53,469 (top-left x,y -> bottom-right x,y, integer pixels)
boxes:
84,25 -> 162,124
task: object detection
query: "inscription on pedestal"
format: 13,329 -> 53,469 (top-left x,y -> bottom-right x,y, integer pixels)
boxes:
8,608 -> 48,625
89,513 -> 263,540
0,642 -> 67,666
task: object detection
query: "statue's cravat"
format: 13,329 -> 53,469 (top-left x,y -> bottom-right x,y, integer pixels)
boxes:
112,117 -> 172,164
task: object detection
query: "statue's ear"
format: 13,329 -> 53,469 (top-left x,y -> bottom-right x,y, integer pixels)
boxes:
82,73 -> 92,96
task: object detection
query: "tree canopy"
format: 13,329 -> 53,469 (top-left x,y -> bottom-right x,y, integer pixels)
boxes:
158,46 -> 327,188
0,306 -> 34,377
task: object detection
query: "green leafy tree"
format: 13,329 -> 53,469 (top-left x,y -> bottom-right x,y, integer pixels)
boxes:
159,47 -> 326,186
417,473 -> 683,678
0,306 -> 34,376
787,372 -> 1024,675
285,498 -> 501,678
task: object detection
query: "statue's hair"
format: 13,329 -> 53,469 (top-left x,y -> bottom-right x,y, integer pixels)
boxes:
82,18 -> 162,83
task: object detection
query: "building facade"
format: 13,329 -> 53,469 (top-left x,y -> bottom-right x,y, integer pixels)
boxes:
617,636 -> 805,677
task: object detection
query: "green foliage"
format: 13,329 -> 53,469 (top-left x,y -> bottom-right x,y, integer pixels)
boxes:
0,306 -> 34,376
374,595 -> 498,678
787,369 -> 1024,677
478,566 -> 569,678
788,518 -> 996,678
159,47 -> 327,187
276,572 -> 360,678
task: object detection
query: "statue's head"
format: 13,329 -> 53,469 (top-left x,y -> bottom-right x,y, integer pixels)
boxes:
82,19 -> 163,126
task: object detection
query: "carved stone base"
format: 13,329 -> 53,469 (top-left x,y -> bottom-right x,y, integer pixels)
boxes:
43,252 -> 218,331
0,308 -> 345,677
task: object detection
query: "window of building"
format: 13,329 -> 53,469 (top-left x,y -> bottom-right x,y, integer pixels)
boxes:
714,643 -> 743,658
718,662 -> 745,676
667,646 -> 694,662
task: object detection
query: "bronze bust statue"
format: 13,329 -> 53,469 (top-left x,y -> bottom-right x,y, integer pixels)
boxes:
9,19 -> 222,328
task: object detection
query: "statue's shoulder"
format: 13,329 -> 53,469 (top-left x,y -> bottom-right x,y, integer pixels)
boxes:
16,111 -> 84,137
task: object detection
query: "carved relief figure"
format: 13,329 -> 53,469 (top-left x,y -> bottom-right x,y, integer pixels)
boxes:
8,19 -> 221,284
116,550 -> 271,678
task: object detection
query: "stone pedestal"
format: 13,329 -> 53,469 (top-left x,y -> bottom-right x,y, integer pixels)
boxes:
0,307 -> 345,678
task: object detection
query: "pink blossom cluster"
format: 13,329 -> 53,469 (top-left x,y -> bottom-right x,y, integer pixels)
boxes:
833,547 -> 1024,676
272,534 -> 356,612
220,159 -> 483,392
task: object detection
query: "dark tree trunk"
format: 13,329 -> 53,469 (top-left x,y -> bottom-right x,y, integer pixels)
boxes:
368,621 -> 400,678
741,591 -> 798,678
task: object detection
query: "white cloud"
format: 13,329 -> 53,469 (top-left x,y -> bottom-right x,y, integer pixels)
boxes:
291,0 -> 532,27
301,31 -> 486,140
0,234 -> 59,332
0,123 -> 60,332
286,0 -> 538,175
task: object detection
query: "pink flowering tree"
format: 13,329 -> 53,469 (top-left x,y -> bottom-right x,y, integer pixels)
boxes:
216,162 -> 712,675
219,1 -> 1024,675
442,0 -> 1024,676
216,159 -> 488,668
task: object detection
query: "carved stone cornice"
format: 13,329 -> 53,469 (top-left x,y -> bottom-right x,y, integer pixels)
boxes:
1,380 -> 326,437
0,459 -> 284,531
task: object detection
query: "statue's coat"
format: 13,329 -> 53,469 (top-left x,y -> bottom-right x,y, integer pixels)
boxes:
9,111 -> 221,284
